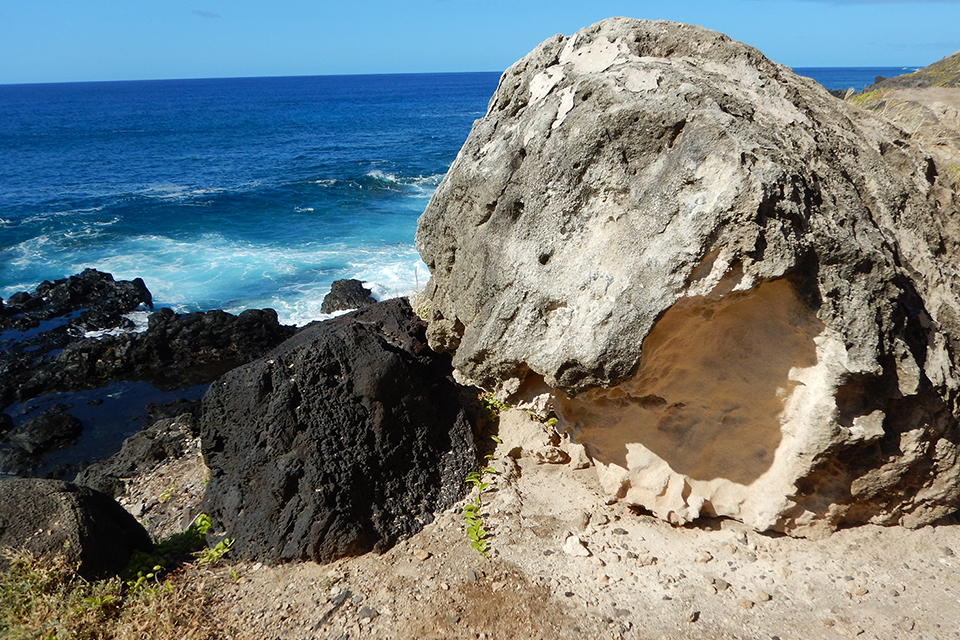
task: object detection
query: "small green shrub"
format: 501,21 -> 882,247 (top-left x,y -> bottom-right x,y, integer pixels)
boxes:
463,436 -> 502,557
478,392 -> 508,423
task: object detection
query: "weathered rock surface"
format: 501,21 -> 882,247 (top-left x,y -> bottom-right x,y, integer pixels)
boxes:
0,478 -> 153,578
0,404 -> 84,475
320,278 -> 377,314
416,18 -> 960,535
200,298 -> 477,564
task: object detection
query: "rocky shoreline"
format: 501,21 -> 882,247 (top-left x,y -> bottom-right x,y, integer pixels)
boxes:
0,268 -> 297,479
3,17 -> 960,640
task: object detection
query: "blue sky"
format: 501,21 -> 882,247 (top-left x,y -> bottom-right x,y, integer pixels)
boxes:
1,0 -> 959,84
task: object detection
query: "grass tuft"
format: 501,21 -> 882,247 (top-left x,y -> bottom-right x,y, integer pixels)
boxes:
0,514 -> 234,639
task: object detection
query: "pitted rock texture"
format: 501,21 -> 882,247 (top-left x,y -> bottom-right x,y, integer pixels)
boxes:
415,18 -> 960,535
200,298 -> 477,564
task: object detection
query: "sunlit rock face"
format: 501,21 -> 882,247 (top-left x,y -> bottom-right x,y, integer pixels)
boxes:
416,18 -> 960,535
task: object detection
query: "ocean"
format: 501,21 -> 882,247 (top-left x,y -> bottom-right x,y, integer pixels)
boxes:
0,67 -> 914,327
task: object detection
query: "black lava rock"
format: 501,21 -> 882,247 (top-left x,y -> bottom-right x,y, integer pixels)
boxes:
200,298 -> 477,564
320,279 -> 377,314
0,478 -> 153,579
2,297 -> 297,409
5,404 -> 82,456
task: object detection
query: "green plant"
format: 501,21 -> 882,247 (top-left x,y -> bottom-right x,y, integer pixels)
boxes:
0,548 -> 224,639
121,513 -> 217,590
463,436 -> 502,557
847,89 -> 885,106
194,538 -> 233,567
158,484 -> 176,504
946,163 -> 960,184
478,392 -> 508,423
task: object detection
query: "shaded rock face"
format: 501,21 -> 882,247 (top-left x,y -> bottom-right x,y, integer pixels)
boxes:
416,18 -> 960,535
320,279 -> 377,314
1,270 -> 296,478
76,412 -> 201,499
0,479 -> 153,579
200,298 -> 477,564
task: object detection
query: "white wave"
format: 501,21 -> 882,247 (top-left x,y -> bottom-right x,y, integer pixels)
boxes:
2,230 -> 430,329
366,169 -> 401,184
294,206 -> 315,212
83,309 -> 151,339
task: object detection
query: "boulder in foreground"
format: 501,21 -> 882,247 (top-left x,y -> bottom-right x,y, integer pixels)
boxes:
0,478 -> 152,579
416,18 -> 960,536
200,298 -> 477,563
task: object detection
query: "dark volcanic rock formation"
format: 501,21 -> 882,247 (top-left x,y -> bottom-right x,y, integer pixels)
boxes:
0,478 -> 152,579
0,271 -> 297,408
75,412 -> 201,499
4,404 -> 82,456
416,18 -> 960,536
200,298 -> 477,564
320,279 -> 377,314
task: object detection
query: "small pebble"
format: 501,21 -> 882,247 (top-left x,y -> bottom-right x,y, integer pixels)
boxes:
738,598 -> 755,610
686,609 -> 700,623
758,591 -> 772,602
612,527 -> 628,535
896,618 -> 916,632
696,550 -> 714,563
713,578 -> 730,591
413,549 -> 431,561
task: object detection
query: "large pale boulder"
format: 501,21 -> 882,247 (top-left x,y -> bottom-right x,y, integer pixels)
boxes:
416,18 -> 960,536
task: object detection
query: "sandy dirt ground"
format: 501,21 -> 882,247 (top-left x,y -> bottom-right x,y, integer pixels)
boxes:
106,90 -> 960,640
133,438 -> 960,640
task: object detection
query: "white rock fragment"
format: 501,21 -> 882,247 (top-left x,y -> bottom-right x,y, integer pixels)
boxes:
563,535 -> 592,557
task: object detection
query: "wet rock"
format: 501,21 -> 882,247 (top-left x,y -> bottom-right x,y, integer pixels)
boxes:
5,404 -> 82,456
0,478 -> 152,579
416,18 -> 960,536
200,298 -> 478,564
321,279 -> 377,314
2,300 -> 296,409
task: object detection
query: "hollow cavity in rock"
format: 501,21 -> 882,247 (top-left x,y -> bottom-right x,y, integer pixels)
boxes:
555,279 -> 834,528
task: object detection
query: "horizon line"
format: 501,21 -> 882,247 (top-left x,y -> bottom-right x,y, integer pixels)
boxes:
0,65 -> 923,89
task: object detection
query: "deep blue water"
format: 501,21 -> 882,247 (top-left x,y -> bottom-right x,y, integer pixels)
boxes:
793,66 -> 918,91
0,73 -> 500,325
0,67 -> 912,326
